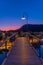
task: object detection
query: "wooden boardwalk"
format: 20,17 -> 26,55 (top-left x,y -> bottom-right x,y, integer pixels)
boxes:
2,37 -> 43,65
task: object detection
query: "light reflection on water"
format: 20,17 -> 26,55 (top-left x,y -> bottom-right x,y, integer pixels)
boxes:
0,41 -> 13,65
0,52 -> 7,65
36,45 -> 43,59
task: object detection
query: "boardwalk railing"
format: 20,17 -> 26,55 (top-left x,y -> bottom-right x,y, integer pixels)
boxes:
29,33 -> 43,57
0,34 -> 15,47
0,33 -> 17,52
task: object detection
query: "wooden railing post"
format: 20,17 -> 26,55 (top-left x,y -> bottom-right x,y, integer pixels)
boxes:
5,41 -> 7,57
39,42 -> 41,57
5,41 -> 7,50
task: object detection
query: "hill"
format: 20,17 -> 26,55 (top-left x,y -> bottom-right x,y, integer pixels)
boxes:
19,24 -> 43,32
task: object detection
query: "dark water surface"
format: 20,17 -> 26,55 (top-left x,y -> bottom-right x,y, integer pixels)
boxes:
0,52 -> 7,65
35,45 -> 43,60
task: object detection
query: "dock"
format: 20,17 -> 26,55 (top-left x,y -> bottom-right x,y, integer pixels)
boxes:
2,37 -> 43,65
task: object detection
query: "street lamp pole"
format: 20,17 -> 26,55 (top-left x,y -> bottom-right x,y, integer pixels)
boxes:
21,14 -> 28,32
26,15 -> 28,32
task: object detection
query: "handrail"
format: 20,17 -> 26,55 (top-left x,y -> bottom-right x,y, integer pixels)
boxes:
0,34 -> 16,47
29,33 -> 42,57
29,33 -> 41,41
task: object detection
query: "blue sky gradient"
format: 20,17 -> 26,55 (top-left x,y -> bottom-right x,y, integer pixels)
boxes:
0,0 -> 43,30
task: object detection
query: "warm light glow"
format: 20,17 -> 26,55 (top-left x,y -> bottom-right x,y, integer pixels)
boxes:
29,39 -> 33,43
0,40 -> 13,49
33,38 -> 38,43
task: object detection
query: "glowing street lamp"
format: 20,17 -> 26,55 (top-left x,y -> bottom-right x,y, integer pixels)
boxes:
21,14 -> 28,32
21,16 -> 26,20
21,14 -> 28,25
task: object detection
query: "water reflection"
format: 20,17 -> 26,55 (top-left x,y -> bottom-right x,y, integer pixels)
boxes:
35,45 -> 43,60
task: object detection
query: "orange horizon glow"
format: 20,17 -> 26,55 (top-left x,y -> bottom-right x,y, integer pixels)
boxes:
0,26 -> 21,31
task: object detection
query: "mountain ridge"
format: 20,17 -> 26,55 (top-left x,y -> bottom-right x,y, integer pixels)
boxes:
19,24 -> 43,32
0,24 -> 43,32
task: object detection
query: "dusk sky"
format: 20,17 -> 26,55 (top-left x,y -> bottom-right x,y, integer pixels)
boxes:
0,0 -> 43,30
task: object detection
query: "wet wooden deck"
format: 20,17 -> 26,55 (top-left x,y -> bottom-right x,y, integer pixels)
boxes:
2,37 -> 43,65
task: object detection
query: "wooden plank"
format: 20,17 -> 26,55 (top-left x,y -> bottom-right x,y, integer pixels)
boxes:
2,37 -> 43,65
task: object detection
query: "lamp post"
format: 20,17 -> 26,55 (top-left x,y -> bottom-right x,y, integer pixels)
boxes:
21,14 -> 28,32
21,14 -> 29,40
